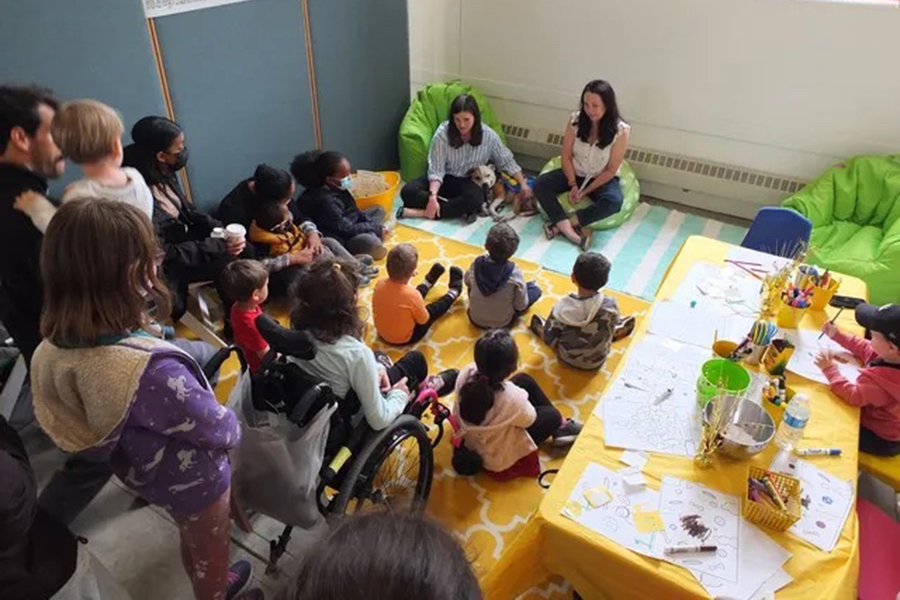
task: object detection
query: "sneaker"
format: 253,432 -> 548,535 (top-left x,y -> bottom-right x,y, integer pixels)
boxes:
363,265 -> 380,277
374,352 -> 394,371
448,266 -> 464,292
613,315 -> 636,342
354,254 -> 374,266
420,369 -> 459,397
464,212 -> 478,225
424,263 -> 446,285
225,560 -> 253,600
236,589 -> 265,600
552,419 -> 583,446
529,315 -> 545,337
359,272 -> 373,287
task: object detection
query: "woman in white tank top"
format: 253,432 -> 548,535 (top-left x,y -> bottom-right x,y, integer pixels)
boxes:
533,80 -> 630,249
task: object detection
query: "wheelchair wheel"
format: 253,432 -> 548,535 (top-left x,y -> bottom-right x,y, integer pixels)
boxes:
331,415 -> 433,515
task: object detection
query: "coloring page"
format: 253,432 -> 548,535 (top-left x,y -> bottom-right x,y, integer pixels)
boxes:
648,301 -> 757,349
659,476 -> 741,583
561,463 -> 665,559
783,329 -> 861,385
603,398 -> 702,457
769,452 -> 854,552
597,334 -> 708,457
670,262 -> 762,318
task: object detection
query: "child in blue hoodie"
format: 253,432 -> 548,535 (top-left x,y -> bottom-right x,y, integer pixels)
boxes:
465,223 -> 541,328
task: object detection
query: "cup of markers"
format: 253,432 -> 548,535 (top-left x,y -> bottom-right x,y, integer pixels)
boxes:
776,283 -> 812,328
742,321 -> 778,366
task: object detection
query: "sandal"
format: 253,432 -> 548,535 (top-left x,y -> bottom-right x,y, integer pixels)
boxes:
542,223 -> 558,240
578,229 -> 593,251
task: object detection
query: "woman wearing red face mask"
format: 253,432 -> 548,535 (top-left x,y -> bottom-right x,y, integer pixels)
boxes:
533,80 -> 630,250
398,94 -> 530,224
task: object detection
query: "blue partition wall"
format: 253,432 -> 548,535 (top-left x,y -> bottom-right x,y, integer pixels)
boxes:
152,0 -> 318,209
0,0 -> 167,194
0,0 -> 410,210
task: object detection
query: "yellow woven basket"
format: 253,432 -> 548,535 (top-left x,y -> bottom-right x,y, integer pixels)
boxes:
743,466 -> 802,532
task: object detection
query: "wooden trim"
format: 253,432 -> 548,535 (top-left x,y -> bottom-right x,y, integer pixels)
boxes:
146,18 -> 194,203
300,0 -> 323,149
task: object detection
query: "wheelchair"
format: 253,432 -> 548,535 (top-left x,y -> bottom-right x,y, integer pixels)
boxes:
203,315 -> 453,571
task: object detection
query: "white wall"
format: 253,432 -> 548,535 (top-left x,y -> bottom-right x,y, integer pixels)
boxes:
410,0 -> 900,183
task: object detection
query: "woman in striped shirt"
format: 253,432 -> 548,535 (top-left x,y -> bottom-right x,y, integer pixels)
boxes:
399,94 -> 531,224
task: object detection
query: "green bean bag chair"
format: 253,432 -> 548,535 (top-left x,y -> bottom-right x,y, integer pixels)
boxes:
537,156 -> 640,230
782,155 -> 900,304
398,81 -> 506,183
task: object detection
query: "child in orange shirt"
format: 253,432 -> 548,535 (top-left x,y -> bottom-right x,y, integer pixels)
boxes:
372,243 -> 462,344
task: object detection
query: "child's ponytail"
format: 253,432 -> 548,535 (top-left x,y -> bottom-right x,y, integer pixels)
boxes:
458,329 -> 520,425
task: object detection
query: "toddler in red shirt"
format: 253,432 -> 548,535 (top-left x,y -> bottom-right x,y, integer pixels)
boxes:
221,259 -> 271,373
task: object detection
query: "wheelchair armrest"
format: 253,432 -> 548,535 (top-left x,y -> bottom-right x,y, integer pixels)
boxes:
202,345 -> 247,381
255,314 -> 316,360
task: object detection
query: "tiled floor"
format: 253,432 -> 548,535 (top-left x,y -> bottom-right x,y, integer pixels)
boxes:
21,424 -> 325,600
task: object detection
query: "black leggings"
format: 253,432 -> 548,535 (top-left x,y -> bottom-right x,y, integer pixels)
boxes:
384,350 -> 428,390
406,282 -> 458,344
509,373 -> 563,446
860,426 -> 900,457
400,175 -> 484,220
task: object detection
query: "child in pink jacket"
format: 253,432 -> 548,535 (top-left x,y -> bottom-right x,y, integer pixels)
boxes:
816,303 -> 900,456
451,329 -> 582,479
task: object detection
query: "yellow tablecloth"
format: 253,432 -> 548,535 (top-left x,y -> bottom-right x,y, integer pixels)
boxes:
483,235 -> 866,600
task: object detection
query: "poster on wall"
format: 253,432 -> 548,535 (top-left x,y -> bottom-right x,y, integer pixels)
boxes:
142,0 -> 261,19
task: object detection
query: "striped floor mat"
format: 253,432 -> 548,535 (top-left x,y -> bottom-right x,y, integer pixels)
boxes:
398,201 -> 748,301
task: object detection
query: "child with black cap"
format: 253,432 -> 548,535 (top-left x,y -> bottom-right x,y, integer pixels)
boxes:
816,303 -> 900,456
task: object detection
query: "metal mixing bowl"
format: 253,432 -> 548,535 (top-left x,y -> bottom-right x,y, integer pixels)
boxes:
702,396 -> 775,459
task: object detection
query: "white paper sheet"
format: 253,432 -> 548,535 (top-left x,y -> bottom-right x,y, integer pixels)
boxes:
769,451 -> 855,552
659,476 -> 742,583
747,568 -> 793,600
142,0 -> 259,18
670,262 -> 763,317
619,450 -> 648,471
783,329 -> 862,385
697,523 -> 791,600
598,334 -> 710,457
648,300 -> 757,349
561,463 -> 665,558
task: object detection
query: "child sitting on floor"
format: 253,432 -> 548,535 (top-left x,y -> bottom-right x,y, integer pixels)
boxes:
373,243 -> 463,345
816,303 -> 900,456
465,223 -> 541,328
250,195 -> 377,287
221,259 -> 270,373
451,329 -> 582,480
14,99 -> 153,232
530,252 -> 635,370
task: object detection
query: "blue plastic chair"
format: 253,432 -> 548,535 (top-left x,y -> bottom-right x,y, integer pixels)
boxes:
741,207 -> 812,257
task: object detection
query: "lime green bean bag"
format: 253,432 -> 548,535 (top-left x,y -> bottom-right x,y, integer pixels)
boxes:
537,156 -> 640,230
782,155 -> 900,304
398,81 -> 506,183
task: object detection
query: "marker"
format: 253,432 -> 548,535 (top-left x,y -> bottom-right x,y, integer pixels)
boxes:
654,388 -> 673,405
795,448 -> 842,456
665,545 -> 718,555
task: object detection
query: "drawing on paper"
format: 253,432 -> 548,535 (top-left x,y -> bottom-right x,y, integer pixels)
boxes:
561,463 -> 665,559
660,476 -> 741,583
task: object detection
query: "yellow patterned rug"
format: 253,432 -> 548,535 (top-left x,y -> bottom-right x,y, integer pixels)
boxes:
212,225 -> 650,597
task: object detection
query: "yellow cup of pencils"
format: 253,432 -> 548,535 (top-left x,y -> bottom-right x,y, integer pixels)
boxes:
776,299 -> 808,328
810,278 -> 840,311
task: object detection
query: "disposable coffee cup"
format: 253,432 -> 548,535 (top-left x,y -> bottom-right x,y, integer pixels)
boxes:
225,223 -> 246,243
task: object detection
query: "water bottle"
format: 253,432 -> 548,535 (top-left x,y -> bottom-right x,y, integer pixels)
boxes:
774,394 -> 810,450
